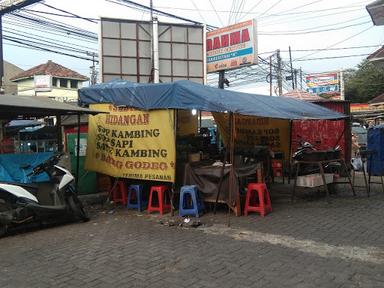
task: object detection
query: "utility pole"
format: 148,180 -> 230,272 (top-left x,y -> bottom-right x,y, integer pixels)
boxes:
150,0 -> 153,20
276,49 -> 282,96
0,0 -> 43,93
340,70 -> 345,100
289,46 -> 294,90
299,67 -> 303,90
269,55 -> 272,96
294,69 -> 298,90
218,70 -> 225,89
87,52 -> 98,85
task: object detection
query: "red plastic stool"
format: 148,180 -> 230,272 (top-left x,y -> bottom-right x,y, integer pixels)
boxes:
244,183 -> 272,217
272,167 -> 283,177
111,180 -> 128,206
147,185 -> 171,215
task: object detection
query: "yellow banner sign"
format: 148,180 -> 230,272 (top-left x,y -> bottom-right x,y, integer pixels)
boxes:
213,113 -> 290,160
85,104 -> 176,182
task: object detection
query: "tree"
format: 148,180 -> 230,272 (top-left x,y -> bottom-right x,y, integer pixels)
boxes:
344,60 -> 384,103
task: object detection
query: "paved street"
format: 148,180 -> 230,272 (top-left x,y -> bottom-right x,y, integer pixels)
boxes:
1,177 -> 384,288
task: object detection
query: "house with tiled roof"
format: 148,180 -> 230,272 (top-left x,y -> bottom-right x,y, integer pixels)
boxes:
369,93 -> 384,110
367,46 -> 384,69
10,60 -> 88,102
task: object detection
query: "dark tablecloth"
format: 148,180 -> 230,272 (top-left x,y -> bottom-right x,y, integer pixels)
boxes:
183,160 -> 259,203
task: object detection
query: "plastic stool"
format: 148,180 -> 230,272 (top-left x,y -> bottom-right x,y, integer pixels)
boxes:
244,183 -> 272,217
111,180 -> 127,206
147,185 -> 171,215
179,185 -> 205,217
272,167 -> 283,177
127,184 -> 146,212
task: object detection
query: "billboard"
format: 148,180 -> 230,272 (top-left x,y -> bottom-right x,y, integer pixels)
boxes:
206,19 -> 258,73
100,18 -> 205,84
305,72 -> 341,100
34,75 -> 52,92
85,104 -> 176,182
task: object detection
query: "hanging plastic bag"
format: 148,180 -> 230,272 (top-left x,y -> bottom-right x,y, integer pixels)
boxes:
351,156 -> 363,171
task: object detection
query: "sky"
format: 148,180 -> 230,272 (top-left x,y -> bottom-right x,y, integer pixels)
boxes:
2,0 -> 383,94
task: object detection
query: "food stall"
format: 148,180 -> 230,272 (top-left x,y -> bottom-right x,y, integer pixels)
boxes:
79,80 -> 347,215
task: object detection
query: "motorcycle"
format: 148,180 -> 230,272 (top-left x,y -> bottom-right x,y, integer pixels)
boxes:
0,152 -> 89,237
292,138 -> 341,175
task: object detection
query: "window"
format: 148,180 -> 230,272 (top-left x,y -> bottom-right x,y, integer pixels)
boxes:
60,79 -> 67,88
52,77 -> 58,87
70,80 -> 78,89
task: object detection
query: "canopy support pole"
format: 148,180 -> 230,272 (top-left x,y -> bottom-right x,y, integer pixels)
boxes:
214,70 -> 226,214
57,114 -> 63,152
228,112 -> 240,221
171,109 -> 177,216
75,113 -> 81,193
288,120 -> 293,184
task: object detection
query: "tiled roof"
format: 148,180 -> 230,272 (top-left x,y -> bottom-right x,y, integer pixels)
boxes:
369,93 -> 384,104
282,89 -> 325,101
10,60 -> 88,81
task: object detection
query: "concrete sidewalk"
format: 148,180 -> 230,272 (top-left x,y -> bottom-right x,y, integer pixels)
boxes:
1,174 -> 384,288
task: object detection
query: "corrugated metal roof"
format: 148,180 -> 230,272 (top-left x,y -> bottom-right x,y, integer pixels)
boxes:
0,94 -> 100,119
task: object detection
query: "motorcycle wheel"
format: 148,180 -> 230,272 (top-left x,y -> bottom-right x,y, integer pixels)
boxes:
68,195 -> 89,222
0,225 -> 6,238
0,199 -> 10,237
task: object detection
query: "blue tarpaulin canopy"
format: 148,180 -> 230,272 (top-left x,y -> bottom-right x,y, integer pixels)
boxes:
79,80 -> 346,120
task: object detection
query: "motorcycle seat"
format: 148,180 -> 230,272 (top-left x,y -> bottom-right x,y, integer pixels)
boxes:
26,202 -> 67,212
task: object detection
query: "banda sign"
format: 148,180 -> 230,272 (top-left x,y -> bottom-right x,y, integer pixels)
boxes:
213,113 -> 290,161
85,104 -> 176,182
206,19 -> 258,73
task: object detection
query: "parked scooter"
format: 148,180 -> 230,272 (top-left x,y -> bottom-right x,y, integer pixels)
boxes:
0,152 -> 88,237
292,138 -> 341,175
292,140 -> 316,161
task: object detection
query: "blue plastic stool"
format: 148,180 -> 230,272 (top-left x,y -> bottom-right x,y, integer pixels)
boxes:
179,185 -> 204,217
127,184 -> 146,212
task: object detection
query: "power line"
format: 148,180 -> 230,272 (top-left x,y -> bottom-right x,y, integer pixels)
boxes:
106,0 -> 214,28
258,1 -> 368,19
293,53 -> 371,62
260,7 -> 362,27
3,27 -> 97,53
266,0 -> 326,17
4,34 -> 94,56
289,45 -> 381,53
3,18 -> 98,44
262,15 -> 368,32
22,8 -> 99,22
239,0 -> 263,21
190,0 -> 208,24
4,37 -> 98,62
208,0 -> 224,26
259,21 -> 372,35
41,3 -> 98,23
10,12 -> 97,40
257,0 -> 282,18
294,25 -> 374,61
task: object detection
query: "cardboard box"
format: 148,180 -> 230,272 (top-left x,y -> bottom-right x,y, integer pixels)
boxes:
296,173 -> 333,187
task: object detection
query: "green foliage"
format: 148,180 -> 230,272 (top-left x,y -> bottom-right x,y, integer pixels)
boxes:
344,60 -> 384,103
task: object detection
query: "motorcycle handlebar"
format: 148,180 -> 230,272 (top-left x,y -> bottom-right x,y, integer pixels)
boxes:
27,152 -> 64,177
